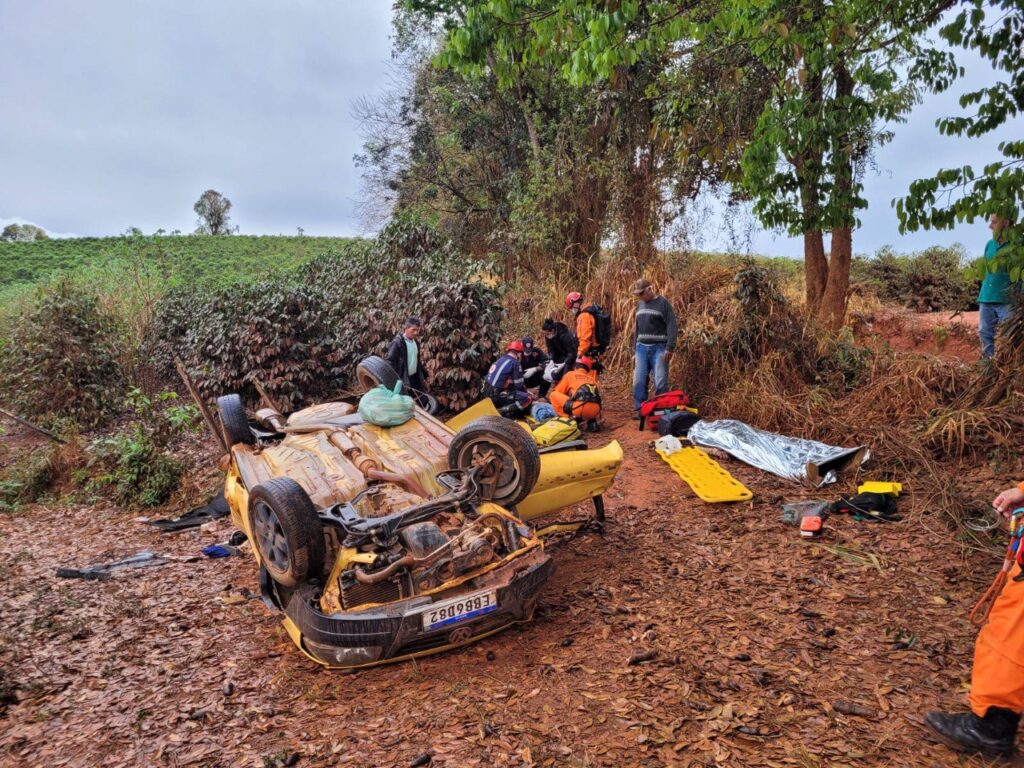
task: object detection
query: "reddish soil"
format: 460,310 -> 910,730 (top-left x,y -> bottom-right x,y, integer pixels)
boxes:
0,390 -> 1016,767
859,307 -> 981,363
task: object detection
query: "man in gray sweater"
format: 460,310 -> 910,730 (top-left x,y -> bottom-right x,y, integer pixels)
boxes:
631,278 -> 677,410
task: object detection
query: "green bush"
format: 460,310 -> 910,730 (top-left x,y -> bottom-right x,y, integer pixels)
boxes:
0,447 -> 61,513
0,280 -> 125,428
88,427 -> 183,507
85,389 -> 196,507
150,217 -> 504,412
852,245 -> 976,312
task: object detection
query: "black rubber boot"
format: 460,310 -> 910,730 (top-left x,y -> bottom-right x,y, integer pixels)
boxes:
925,707 -> 1019,757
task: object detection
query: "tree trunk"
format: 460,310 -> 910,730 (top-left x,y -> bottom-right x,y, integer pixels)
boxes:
820,226 -> 851,329
803,228 -> 827,310
621,147 -> 658,268
817,59 -> 855,330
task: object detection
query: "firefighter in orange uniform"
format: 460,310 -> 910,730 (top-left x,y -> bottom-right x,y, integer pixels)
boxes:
926,481 -> 1024,757
549,356 -> 601,432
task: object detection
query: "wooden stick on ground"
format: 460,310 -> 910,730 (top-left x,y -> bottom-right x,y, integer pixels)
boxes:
0,407 -> 67,443
174,356 -> 228,453
251,376 -> 283,413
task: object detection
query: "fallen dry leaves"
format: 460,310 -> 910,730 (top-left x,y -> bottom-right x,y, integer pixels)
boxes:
0,393 -> 1014,767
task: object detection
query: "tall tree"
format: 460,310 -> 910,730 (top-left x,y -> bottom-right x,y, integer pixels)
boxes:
898,1 -> 1022,269
193,189 -> 234,235
1,223 -> 48,242
426,0 -> 943,328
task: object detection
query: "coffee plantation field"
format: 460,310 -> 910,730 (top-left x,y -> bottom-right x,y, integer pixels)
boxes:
0,234 -> 361,292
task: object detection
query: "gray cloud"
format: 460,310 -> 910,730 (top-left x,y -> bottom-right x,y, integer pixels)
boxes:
0,0 -> 394,236
1,2 -> 1020,259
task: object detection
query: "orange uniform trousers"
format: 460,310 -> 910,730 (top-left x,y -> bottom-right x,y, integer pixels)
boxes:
971,560 -> 1024,715
549,369 -> 600,420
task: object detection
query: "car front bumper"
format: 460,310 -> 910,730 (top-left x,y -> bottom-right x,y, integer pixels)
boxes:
266,547 -> 554,669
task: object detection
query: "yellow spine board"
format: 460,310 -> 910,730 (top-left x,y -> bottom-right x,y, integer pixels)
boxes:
655,445 -> 752,503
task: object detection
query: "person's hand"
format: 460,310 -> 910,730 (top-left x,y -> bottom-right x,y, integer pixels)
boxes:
993,486 -> 1024,517
663,350 -> 674,362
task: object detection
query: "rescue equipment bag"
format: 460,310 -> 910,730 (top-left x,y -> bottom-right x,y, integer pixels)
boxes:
583,305 -> 613,355
531,416 -> 582,447
657,410 -> 701,438
639,389 -> 690,431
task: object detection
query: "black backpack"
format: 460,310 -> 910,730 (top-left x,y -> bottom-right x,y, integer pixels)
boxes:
584,305 -> 613,354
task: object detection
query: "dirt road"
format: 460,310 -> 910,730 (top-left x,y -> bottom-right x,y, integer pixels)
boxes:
0,395 -> 1014,767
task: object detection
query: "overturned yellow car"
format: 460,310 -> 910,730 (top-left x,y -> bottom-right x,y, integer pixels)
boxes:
218,356 -> 622,669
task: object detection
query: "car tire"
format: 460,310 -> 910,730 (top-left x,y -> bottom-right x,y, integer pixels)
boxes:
247,478 -> 325,588
448,416 -> 541,508
356,355 -> 400,393
218,393 -> 255,446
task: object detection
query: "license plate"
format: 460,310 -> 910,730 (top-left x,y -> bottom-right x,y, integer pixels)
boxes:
422,590 -> 497,631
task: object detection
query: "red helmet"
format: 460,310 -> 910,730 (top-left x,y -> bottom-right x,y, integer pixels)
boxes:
507,340 -> 525,353
565,291 -> 583,308
576,356 -> 595,371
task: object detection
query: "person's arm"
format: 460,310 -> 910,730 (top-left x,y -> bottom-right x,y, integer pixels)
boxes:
512,361 -> 527,394
385,335 -> 403,375
663,298 -> 677,354
994,483 -> 1024,517
553,372 -> 573,397
577,312 -> 596,355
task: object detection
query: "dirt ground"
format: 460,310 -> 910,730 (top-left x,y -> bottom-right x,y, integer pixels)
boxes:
859,307 -> 982,363
0,387 -> 1019,768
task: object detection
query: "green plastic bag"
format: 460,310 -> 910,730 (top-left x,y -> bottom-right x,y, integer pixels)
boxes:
358,382 -> 414,427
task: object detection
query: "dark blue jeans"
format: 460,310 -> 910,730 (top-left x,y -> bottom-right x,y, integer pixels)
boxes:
979,302 -> 1012,359
633,343 -> 669,409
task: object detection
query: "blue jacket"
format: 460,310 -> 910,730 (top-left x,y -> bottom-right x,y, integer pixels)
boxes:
485,354 -> 526,394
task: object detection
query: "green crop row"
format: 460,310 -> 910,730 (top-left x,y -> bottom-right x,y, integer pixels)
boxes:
0,234 -> 360,292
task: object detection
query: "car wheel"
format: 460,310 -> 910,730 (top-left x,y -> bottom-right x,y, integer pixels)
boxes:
356,355 -> 400,393
217,393 -> 254,446
247,478 -> 325,588
448,416 -> 541,508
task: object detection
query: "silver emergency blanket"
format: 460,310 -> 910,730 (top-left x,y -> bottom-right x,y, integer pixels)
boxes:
688,419 -> 869,486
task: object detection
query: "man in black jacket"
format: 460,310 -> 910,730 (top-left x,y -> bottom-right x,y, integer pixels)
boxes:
386,316 -> 430,407
541,318 -> 577,387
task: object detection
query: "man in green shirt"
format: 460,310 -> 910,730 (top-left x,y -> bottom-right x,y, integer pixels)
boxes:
979,215 -> 1014,359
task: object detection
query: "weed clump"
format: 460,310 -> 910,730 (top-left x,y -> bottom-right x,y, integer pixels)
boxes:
0,280 -> 124,428
85,389 -> 197,507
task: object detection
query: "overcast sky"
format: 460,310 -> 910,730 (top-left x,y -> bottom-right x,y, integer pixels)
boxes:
1,1 -> 1019,257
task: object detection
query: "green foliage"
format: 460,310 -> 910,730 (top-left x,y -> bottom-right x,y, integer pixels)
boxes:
852,245 -> 975,312
0,447 -> 61,513
88,428 -> 183,507
193,189 -> 234,235
0,234 -> 358,297
85,388 -> 195,507
817,327 -> 874,391
898,1 -> 1022,263
1,223 -> 47,242
0,280 -> 125,428
150,217 -> 504,412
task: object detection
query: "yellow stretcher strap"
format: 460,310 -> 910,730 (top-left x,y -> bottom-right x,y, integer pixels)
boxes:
655,445 -> 752,503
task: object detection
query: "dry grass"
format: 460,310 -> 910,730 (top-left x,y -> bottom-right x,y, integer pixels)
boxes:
504,250 -> 1024,548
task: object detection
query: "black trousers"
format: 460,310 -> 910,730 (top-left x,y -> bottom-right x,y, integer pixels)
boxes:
523,369 -> 550,398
